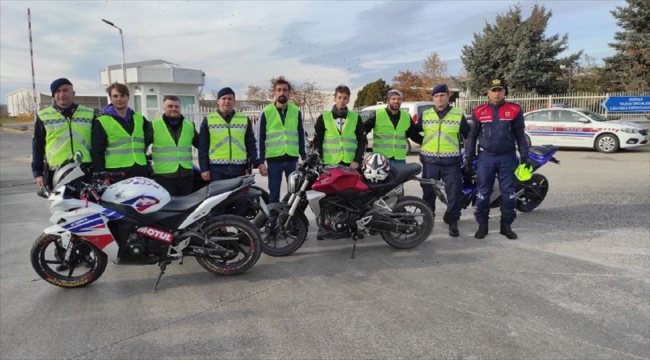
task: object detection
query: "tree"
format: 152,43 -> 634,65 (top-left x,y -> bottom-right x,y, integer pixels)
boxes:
421,52 -> 448,89
390,70 -> 430,101
460,4 -> 582,95
353,78 -> 390,108
245,84 -> 267,101
601,0 -> 650,92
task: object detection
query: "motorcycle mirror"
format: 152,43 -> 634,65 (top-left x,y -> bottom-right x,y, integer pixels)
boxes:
74,150 -> 83,163
36,186 -> 51,199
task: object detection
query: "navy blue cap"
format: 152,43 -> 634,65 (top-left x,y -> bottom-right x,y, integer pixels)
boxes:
217,87 -> 235,99
431,84 -> 449,96
50,78 -> 72,95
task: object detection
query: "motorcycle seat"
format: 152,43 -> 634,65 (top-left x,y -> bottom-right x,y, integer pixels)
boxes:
390,163 -> 422,183
529,145 -> 557,157
207,176 -> 251,197
162,187 -> 209,211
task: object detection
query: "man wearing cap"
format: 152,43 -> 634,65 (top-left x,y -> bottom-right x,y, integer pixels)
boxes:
418,84 -> 470,237
465,78 -> 530,240
144,95 -> 199,196
32,78 -> 96,189
92,82 -> 150,183
312,85 -> 367,169
255,78 -> 307,205
363,89 -> 423,166
198,87 -> 258,215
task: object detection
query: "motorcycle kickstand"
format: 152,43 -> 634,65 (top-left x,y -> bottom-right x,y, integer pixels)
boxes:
152,258 -> 172,293
350,233 -> 358,259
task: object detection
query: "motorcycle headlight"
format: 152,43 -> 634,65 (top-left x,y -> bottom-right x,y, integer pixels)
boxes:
287,171 -> 301,194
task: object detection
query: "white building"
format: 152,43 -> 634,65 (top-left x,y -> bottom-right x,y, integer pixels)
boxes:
99,59 -> 205,120
5,88 -> 107,117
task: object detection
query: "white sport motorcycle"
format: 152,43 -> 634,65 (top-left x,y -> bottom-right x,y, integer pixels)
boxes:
31,152 -> 268,291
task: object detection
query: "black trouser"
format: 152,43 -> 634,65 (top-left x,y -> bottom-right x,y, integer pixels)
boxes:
421,161 -> 463,223
154,175 -> 194,196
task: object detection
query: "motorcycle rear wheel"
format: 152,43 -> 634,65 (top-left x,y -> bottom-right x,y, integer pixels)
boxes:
253,206 -> 309,257
30,234 -> 108,288
516,174 -> 549,212
195,215 -> 262,276
380,196 -> 435,249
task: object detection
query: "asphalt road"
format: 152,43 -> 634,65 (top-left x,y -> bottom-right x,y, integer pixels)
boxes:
1,130 -> 649,359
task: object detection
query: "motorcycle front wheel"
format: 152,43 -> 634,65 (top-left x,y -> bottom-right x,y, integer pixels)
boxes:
195,215 -> 262,276
30,234 -> 108,288
380,196 -> 435,249
253,205 -> 309,257
516,174 -> 549,212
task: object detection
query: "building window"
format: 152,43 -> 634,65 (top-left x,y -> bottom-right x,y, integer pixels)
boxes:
134,96 -> 142,112
177,96 -> 195,109
146,95 -> 158,109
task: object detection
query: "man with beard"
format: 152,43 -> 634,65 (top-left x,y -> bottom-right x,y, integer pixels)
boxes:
363,89 -> 423,166
32,78 -> 95,189
198,87 -> 258,216
145,95 -> 199,196
92,83 -> 150,184
312,85 -> 366,169
255,78 -> 307,205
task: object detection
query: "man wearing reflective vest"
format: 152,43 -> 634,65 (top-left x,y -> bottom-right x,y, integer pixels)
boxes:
92,83 -> 150,184
363,89 -> 422,166
255,78 -> 307,205
465,78 -> 530,240
32,78 -> 95,189
198,87 -> 258,215
145,95 -> 199,196
418,84 -> 470,237
313,85 -> 367,168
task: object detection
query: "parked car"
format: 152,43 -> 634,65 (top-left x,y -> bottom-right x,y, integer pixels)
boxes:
523,108 -> 649,153
360,102 -> 434,154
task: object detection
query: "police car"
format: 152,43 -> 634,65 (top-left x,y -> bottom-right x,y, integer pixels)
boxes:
523,108 -> 649,153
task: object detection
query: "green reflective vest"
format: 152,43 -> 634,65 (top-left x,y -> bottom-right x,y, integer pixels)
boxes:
97,112 -> 147,169
322,110 -> 358,165
207,111 -> 248,165
151,118 -> 194,174
38,105 -> 94,167
373,109 -> 411,160
421,107 -> 463,157
263,103 -> 299,158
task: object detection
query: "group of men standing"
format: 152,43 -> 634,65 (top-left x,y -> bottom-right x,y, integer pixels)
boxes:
32,76 -> 528,240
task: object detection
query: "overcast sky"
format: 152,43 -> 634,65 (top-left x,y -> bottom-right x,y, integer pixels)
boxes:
1,0 -> 625,101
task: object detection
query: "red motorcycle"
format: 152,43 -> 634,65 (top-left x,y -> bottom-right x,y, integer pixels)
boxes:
253,152 -> 447,258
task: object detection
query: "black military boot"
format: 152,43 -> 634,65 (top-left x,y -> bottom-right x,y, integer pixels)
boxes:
449,222 -> 459,237
500,220 -> 518,240
474,223 -> 489,239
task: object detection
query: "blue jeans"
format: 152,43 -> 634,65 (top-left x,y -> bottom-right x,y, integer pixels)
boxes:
474,152 -> 518,225
267,160 -> 297,203
389,159 -> 406,166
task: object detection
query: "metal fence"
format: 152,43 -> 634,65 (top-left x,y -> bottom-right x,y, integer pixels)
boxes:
454,91 -> 650,119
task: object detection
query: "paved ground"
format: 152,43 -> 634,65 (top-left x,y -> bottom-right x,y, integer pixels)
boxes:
1,129 -> 649,359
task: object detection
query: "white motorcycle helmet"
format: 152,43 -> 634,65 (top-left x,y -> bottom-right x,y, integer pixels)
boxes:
362,153 -> 390,183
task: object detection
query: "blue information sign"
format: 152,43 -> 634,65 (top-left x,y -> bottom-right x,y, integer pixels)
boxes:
601,96 -> 650,112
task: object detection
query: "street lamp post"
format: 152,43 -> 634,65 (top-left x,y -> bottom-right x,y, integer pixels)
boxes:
560,64 -> 573,93
101,19 -> 127,85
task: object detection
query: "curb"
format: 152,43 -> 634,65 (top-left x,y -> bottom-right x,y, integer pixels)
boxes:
0,127 -> 30,135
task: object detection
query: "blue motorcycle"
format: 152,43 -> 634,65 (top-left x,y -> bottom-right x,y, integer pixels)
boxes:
460,145 -> 560,212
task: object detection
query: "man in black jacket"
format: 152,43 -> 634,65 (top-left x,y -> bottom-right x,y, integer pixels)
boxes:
145,95 -> 199,196
312,85 -> 367,169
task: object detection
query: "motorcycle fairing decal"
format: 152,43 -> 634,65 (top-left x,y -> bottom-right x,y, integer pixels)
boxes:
100,209 -> 124,220
62,214 -> 106,233
136,226 -> 174,244
122,194 -> 161,212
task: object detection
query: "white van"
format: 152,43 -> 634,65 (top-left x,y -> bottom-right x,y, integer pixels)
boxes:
360,102 -> 433,154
